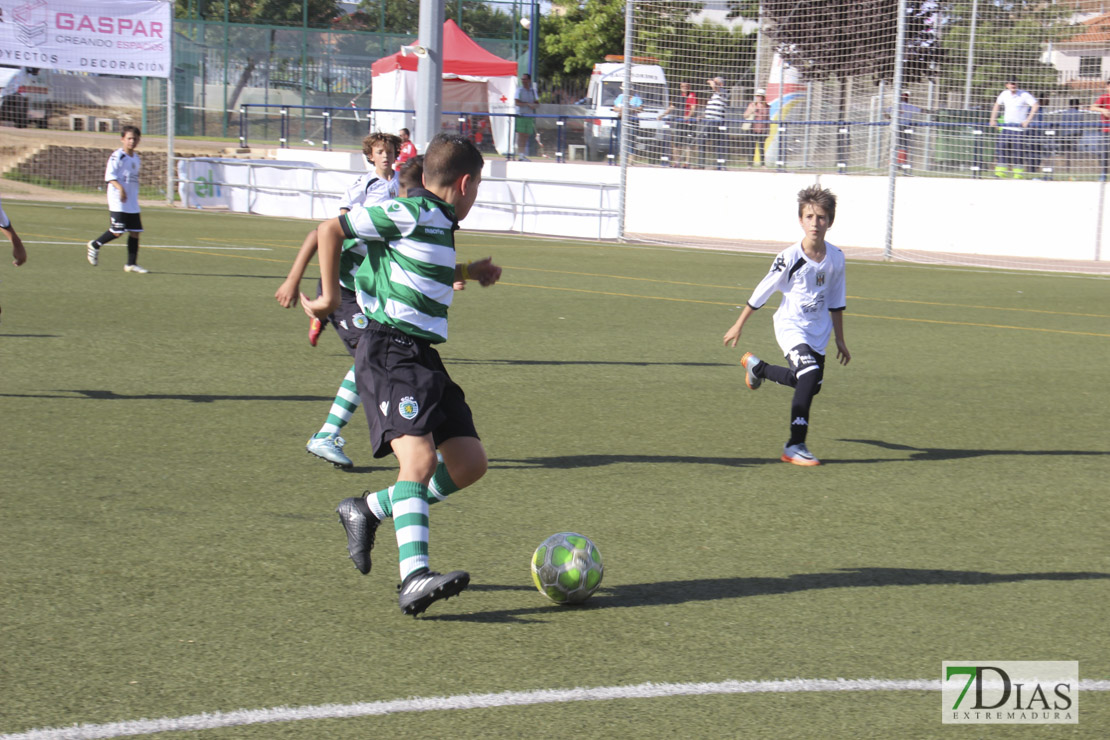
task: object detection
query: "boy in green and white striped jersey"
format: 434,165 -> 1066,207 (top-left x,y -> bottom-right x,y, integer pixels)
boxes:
304,133 -> 502,616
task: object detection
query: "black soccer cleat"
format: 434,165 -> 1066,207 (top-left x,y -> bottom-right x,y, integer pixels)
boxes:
335,495 -> 380,574
397,569 -> 470,617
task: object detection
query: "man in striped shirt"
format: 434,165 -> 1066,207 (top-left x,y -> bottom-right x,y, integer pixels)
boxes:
304,133 -> 502,616
702,77 -> 729,170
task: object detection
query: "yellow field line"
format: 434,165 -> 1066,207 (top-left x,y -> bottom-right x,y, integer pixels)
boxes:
500,282 -> 1110,338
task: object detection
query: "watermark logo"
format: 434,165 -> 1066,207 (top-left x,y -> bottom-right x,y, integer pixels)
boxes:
942,661 -> 1078,724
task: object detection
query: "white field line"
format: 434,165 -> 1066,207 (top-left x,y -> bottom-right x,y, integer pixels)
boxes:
27,241 -> 271,251
3,678 -> 1108,740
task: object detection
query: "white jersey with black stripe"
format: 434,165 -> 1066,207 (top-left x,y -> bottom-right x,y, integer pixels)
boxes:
105,148 -> 141,214
338,170 -> 400,212
747,241 -> 847,355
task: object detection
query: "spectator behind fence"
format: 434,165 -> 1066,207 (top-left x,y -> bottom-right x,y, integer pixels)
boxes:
613,88 -> 643,160
394,128 -> 418,171
884,92 -> 922,170
1052,99 -> 1085,178
675,81 -> 699,168
742,88 -> 771,167
989,78 -> 1039,179
514,73 -> 539,160
1091,80 -> 1110,180
702,76 -> 728,170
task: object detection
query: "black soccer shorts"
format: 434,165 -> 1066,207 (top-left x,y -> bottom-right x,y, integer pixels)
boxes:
354,321 -> 478,459
108,212 -> 143,233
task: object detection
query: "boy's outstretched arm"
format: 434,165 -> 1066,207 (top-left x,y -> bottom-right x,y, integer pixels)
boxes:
301,218 -> 343,320
274,229 -> 319,307
2,224 -> 25,267
455,256 -> 502,287
831,310 -> 851,365
723,304 -> 756,347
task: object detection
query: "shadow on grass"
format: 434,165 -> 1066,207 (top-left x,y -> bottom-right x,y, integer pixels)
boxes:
431,568 -> 1110,623
490,454 -> 773,469
0,390 -> 334,403
450,357 -> 733,368
840,439 -> 1110,463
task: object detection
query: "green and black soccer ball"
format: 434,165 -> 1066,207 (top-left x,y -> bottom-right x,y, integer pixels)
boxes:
531,532 -> 603,605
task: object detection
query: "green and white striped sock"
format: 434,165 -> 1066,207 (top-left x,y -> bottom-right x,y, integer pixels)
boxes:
390,481 -> 430,580
367,462 -> 459,520
314,365 -> 359,439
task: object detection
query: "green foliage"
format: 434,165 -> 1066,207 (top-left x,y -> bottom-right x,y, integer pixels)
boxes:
540,0 -> 626,77
937,0 -> 1072,109
176,0 -> 342,27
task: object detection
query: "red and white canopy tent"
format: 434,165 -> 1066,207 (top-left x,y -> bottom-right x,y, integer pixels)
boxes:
370,19 -> 519,155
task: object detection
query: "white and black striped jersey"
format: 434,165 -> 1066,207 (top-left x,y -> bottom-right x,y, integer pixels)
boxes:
747,241 -> 847,355
704,91 -> 727,121
105,148 -> 141,214
338,169 -> 400,213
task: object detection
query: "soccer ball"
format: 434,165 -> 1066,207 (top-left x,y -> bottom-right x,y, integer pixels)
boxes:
531,532 -> 603,605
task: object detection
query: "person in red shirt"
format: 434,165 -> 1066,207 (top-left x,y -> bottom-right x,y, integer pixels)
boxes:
394,127 -> 418,171
675,81 -> 698,168
1090,80 -> 1110,180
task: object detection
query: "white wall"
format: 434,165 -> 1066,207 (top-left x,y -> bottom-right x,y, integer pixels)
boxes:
625,168 -> 1107,263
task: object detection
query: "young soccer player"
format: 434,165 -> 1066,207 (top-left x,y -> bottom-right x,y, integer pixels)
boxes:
0,193 -> 28,323
303,133 -> 501,616
276,132 -> 402,468
86,126 -> 148,273
723,185 -> 851,467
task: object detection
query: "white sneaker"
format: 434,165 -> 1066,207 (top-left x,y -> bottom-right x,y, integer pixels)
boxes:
307,434 -> 353,468
86,241 -> 99,266
782,442 -> 820,467
124,264 -> 150,273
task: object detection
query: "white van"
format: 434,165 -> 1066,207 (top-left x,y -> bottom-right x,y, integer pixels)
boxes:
583,57 -> 669,161
0,66 -> 49,128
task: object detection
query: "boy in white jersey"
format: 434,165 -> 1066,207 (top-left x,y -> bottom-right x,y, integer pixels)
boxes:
275,132 -> 402,469
723,185 -> 851,466
0,193 -> 28,323
85,126 -> 149,273
304,133 -> 501,616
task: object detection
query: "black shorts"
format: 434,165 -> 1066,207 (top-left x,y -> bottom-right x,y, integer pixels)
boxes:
330,287 -> 369,357
354,321 -> 478,458
109,212 -> 143,233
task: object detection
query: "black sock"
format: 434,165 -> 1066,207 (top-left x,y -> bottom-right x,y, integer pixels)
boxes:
126,234 -> 139,265
94,230 -> 119,248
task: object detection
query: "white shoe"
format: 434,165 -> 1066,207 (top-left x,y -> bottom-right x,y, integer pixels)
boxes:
782,442 -> 820,467
307,434 -> 353,468
86,241 -> 99,266
124,264 -> 150,273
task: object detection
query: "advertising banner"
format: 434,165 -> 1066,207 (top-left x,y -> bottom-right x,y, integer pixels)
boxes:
0,0 -> 172,78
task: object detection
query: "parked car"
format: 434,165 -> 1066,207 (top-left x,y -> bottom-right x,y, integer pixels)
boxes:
582,57 -> 670,161
0,66 -> 49,128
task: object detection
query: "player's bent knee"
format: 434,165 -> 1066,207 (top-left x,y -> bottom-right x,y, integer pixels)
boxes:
440,436 -> 487,489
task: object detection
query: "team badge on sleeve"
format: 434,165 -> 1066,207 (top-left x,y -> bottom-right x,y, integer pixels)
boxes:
399,396 -> 419,420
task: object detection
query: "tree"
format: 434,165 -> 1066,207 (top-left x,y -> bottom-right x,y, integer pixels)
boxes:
176,1 -> 344,128
936,0 -> 1071,109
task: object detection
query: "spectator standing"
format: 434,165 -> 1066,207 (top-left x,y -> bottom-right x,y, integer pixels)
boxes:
702,77 -> 728,170
885,92 -> 922,171
514,73 -> 539,160
394,128 -> 418,171
613,89 -> 644,160
742,88 -> 771,167
989,79 -> 1039,179
675,81 -> 699,168
1090,80 -> 1110,180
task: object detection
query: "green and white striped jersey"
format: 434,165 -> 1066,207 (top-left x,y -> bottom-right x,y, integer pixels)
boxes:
338,238 -> 366,293
339,191 -> 457,343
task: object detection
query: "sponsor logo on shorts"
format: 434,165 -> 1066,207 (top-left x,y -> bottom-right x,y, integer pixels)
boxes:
379,401 -> 390,416
353,314 -> 369,329
399,396 -> 419,420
